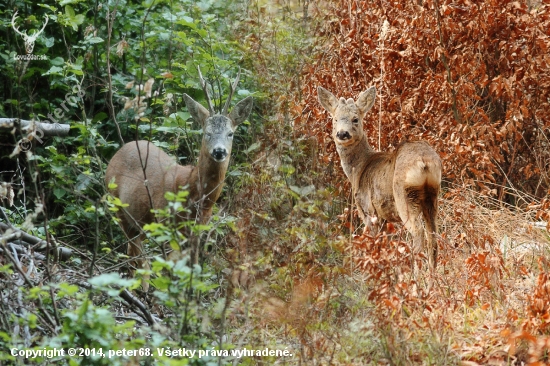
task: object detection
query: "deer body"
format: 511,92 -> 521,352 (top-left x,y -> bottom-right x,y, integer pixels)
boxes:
106,72 -> 253,289
318,86 -> 442,268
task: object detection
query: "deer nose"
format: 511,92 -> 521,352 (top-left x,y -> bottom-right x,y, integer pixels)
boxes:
212,148 -> 228,161
336,131 -> 351,140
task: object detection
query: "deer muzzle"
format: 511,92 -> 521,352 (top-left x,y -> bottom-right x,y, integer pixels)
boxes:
336,130 -> 352,141
212,148 -> 228,162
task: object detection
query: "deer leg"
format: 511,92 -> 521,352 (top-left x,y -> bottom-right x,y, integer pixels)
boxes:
406,215 -> 425,254
358,208 -> 382,236
355,193 -> 381,235
126,236 -> 150,292
395,200 -> 424,253
421,187 -> 439,270
120,215 -> 150,292
395,186 -> 425,255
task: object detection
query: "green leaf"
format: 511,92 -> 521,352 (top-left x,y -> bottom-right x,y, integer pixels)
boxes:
245,142 -> 261,154
279,164 -> 296,175
85,36 -> 104,45
59,0 -> 86,5
143,222 -> 165,231
56,283 -> 79,298
50,56 -> 64,66
89,273 -> 137,290
44,37 -> 55,48
42,66 -> 63,76
53,188 -> 66,199
177,17 -> 196,29
65,4 -> 75,17
65,5 -> 85,31
75,174 -> 91,192
151,257 -> 173,272
150,276 -> 170,291
0,331 -> 11,342
92,112 -> 108,123
237,89 -> 252,96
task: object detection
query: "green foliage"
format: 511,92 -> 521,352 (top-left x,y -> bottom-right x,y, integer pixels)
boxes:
0,0 -> 259,364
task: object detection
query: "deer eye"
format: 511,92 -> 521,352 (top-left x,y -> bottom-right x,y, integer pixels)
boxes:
352,118 -> 359,124
228,132 -> 234,138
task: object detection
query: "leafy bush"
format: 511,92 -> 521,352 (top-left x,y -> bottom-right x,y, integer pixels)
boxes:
0,0 -> 262,364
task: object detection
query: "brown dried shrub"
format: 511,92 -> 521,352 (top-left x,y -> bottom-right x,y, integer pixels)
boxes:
296,0 -> 550,200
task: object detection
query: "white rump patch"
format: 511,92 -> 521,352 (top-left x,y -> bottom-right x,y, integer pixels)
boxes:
404,160 -> 440,186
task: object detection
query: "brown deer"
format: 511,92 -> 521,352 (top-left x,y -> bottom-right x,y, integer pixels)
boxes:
318,86 -> 442,269
105,70 -> 253,289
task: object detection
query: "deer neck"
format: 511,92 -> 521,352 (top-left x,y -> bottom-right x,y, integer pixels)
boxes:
189,144 -> 229,221
335,134 -> 375,181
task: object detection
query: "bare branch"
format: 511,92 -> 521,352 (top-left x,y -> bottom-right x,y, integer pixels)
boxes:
0,221 -> 72,260
75,281 -> 158,326
0,118 -> 70,137
222,68 -> 241,116
198,66 -> 215,115
1,240 -> 58,331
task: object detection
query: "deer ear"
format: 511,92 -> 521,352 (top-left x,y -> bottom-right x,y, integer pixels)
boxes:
317,87 -> 338,115
183,93 -> 210,126
356,86 -> 376,115
228,96 -> 253,127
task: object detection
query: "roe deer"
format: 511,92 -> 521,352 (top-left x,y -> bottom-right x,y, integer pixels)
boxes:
318,86 -> 442,268
105,70 -> 253,289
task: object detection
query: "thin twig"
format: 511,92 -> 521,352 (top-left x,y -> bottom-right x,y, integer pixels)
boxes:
89,199 -> 99,277
76,280 -> 157,326
378,20 -> 388,151
350,167 -> 354,273
218,284 -> 234,366
105,1 -> 124,146
433,0 -> 461,124
2,241 -> 58,332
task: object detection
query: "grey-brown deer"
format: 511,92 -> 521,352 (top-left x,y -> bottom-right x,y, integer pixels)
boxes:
318,86 -> 442,269
105,70 -> 253,289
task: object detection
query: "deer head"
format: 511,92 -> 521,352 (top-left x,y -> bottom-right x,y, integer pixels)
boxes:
183,67 -> 253,163
318,86 -> 376,147
12,11 -> 49,54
